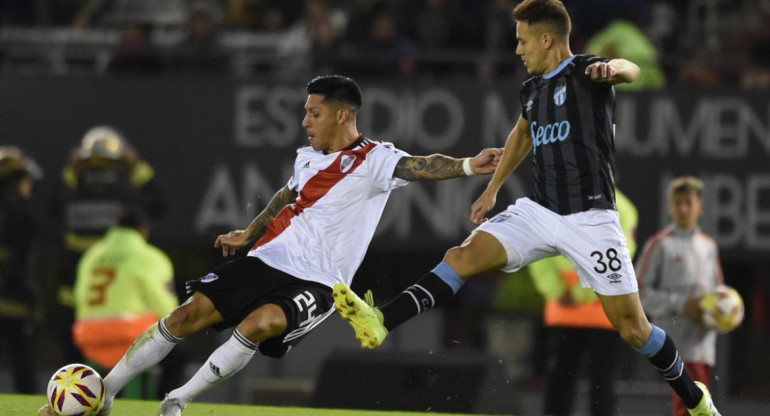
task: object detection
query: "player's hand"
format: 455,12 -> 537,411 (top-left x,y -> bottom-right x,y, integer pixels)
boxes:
470,148 -> 504,175
684,295 -> 704,323
470,190 -> 497,224
585,62 -> 616,83
214,229 -> 251,257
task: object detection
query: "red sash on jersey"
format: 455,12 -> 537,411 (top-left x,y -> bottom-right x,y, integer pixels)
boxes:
252,142 -> 377,250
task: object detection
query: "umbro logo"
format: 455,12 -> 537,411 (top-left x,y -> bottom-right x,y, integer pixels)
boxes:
607,273 -> 623,282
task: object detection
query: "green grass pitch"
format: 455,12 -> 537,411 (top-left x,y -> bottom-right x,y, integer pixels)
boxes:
0,394 -> 515,416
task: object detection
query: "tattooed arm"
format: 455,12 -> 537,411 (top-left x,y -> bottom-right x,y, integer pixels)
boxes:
393,148 -> 502,181
214,185 -> 298,257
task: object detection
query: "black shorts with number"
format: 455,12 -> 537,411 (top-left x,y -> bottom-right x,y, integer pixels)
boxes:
186,256 -> 334,358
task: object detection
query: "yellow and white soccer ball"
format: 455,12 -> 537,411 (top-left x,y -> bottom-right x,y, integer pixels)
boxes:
700,285 -> 744,333
46,364 -> 105,416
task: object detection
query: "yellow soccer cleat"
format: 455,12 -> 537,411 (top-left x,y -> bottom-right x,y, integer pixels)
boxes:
333,283 -> 388,348
688,381 -> 721,416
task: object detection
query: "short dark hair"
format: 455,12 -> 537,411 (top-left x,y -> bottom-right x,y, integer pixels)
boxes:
513,0 -> 571,39
306,75 -> 363,110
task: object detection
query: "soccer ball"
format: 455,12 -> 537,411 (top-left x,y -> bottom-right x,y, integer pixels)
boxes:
46,364 -> 105,416
700,285 -> 744,333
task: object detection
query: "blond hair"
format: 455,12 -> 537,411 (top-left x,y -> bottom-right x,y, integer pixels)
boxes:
668,176 -> 704,199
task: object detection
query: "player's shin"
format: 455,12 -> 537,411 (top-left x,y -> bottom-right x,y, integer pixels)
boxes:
635,324 -> 703,409
167,329 -> 258,407
103,318 -> 183,401
380,261 -> 464,330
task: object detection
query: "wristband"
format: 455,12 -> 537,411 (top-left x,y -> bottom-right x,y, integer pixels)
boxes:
462,158 -> 474,176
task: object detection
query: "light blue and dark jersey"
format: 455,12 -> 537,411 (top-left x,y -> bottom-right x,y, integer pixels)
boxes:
520,54 -> 616,215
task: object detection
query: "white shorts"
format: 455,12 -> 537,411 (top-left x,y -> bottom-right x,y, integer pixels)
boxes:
476,197 -> 638,296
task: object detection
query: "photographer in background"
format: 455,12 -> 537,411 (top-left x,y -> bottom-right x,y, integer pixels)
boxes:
51,125 -> 167,363
0,146 -> 43,393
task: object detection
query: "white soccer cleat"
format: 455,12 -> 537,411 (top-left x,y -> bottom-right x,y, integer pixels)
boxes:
158,395 -> 185,416
39,399 -> 113,416
688,381 -> 721,416
37,404 -> 55,416
97,398 -> 113,415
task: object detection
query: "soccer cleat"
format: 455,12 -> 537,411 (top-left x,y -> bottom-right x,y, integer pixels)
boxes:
158,395 -> 185,416
37,404 -> 55,416
332,282 -> 388,348
97,397 -> 113,415
688,381 -> 721,416
39,400 -> 113,416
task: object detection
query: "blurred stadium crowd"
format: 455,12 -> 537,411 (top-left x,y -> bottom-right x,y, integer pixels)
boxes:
1,0 -> 769,87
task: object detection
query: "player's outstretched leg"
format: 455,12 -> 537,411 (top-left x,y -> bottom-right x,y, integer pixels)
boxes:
37,319 -> 181,416
333,283 -> 387,348
688,381 -> 721,416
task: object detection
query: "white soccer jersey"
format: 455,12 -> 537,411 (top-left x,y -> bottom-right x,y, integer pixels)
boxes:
248,137 -> 409,288
636,224 -> 724,365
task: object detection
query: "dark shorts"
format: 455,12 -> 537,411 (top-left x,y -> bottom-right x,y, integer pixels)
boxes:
186,256 -> 334,358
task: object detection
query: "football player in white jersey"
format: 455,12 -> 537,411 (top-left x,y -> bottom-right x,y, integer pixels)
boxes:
39,74 -> 502,416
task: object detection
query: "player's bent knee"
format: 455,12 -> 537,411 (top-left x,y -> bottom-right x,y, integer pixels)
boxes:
443,246 -> 467,265
165,294 -> 218,337
238,306 -> 287,342
443,247 -> 475,278
164,304 -> 196,337
163,313 -> 186,337
617,322 -> 649,348
443,231 -> 511,278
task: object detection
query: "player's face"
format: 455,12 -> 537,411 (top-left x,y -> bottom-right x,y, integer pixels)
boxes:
515,21 -> 548,75
669,191 -> 703,229
302,94 -> 340,152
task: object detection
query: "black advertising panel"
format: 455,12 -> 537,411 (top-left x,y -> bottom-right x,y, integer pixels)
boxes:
1,77 -> 767,261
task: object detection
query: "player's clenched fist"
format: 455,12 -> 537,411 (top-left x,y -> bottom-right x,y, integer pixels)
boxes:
585,61 -> 616,83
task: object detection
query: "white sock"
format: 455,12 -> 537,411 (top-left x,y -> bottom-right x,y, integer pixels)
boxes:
103,318 -> 182,401
168,329 -> 258,406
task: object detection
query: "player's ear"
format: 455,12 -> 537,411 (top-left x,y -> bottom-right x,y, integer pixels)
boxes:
542,32 -> 553,49
336,107 -> 349,124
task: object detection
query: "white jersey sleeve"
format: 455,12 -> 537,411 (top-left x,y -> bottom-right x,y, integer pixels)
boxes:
286,148 -> 309,191
367,142 -> 410,191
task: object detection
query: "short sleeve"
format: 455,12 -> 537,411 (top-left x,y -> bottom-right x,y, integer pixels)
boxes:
286,175 -> 298,191
519,83 -> 531,120
286,150 -> 305,191
367,142 -> 410,191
